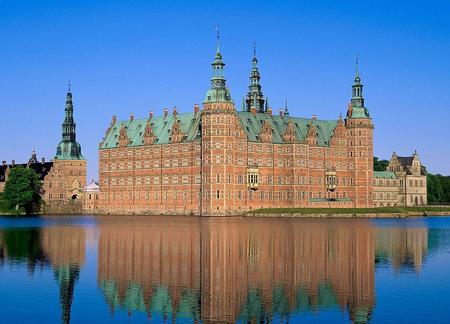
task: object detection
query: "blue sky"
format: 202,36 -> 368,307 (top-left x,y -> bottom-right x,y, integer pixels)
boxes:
1,0 -> 449,179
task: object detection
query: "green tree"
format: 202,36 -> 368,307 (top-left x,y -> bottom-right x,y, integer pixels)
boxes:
3,166 -> 42,214
427,173 -> 450,205
373,157 -> 389,171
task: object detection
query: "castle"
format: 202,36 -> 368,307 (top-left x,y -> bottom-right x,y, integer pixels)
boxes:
0,38 -> 427,215
98,39 -> 377,216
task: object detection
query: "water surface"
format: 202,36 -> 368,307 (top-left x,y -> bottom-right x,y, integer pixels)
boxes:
1,215 -> 450,323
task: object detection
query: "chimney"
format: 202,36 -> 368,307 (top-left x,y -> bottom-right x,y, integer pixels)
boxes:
194,104 -> 199,115
268,108 -> 272,116
41,158 -> 45,163
280,109 -> 285,118
12,160 -> 15,166
312,114 -> 317,120
112,115 -> 117,124
149,111 -> 154,120
2,161 -> 6,166
163,108 -> 168,118
173,107 -> 177,116
130,112 -> 134,122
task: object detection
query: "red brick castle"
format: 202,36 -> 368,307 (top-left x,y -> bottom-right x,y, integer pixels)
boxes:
98,38 -> 374,215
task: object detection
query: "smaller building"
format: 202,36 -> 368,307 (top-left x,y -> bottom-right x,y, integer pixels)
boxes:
0,151 -> 53,193
82,180 -> 100,211
373,151 -> 427,207
373,171 -> 400,207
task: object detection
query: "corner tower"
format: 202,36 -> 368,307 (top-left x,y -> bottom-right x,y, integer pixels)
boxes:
345,58 -> 374,207
201,30 -> 241,215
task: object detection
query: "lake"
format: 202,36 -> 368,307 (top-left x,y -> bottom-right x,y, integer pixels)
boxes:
1,215 -> 450,323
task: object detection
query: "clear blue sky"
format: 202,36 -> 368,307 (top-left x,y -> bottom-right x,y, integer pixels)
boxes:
1,0 -> 449,179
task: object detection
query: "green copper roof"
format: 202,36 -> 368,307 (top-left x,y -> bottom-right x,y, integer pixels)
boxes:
55,140 -> 84,160
237,112 -> 338,146
374,171 -> 397,179
55,90 -> 85,160
100,111 -> 340,149
350,105 -> 370,119
204,39 -> 233,103
100,112 -> 201,149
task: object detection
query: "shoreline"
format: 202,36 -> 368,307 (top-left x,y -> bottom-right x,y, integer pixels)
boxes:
1,211 -> 450,218
245,211 -> 450,218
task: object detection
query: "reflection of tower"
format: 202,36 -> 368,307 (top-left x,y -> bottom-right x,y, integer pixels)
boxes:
41,227 -> 86,324
54,265 -> 80,324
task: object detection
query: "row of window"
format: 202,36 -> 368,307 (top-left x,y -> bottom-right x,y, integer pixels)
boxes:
101,157 -> 357,171
373,192 -> 397,200
103,174 -> 356,187
373,179 -> 401,187
104,189 -> 349,201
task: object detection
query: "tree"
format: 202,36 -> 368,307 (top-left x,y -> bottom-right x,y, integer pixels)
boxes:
373,157 -> 389,171
427,173 -> 450,205
3,165 -> 42,214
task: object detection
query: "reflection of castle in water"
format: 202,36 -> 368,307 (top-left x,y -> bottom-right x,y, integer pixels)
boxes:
97,219 -> 380,323
376,227 -> 428,273
0,219 -> 434,324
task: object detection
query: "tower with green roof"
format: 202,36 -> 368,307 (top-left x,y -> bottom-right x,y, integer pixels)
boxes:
201,29 -> 240,215
48,84 -> 86,202
55,85 -> 84,160
345,57 -> 374,207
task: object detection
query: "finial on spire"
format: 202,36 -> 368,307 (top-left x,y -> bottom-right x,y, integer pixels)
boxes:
285,99 -> 288,112
355,53 -> 360,79
68,80 -> 71,93
216,25 -> 220,53
253,41 -> 256,58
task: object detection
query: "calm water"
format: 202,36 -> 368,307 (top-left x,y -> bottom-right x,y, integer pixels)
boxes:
1,216 -> 450,323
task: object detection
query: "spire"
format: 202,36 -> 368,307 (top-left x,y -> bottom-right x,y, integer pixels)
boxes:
55,85 -> 84,160
284,99 -> 289,116
245,41 -> 265,112
355,54 -> 360,82
216,25 -> 220,55
204,28 -> 232,103
349,56 -> 370,118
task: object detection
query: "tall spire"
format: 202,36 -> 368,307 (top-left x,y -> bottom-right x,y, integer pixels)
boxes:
349,56 -> 370,118
245,41 -> 265,112
351,55 -> 364,108
216,25 -> 220,54
204,28 -> 232,103
55,84 -> 84,160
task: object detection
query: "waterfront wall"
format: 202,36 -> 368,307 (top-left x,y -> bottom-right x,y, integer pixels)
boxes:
42,200 -> 82,215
